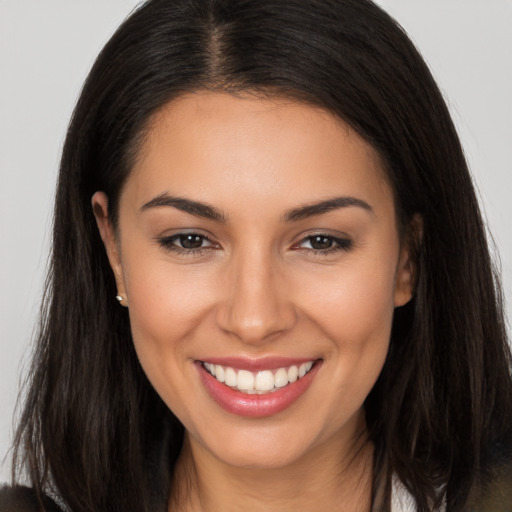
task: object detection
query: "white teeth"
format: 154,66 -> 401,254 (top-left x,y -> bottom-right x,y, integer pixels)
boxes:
254,370 -> 274,391
225,367 -> 237,387
274,368 -> 289,388
215,365 -> 225,383
203,360 -> 316,394
237,370 -> 255,391
287,365 -> 299,383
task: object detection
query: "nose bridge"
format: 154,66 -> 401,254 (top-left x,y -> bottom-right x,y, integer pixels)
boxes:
217,242 -> 296,344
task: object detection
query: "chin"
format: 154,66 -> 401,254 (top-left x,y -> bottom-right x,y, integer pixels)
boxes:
211,440 -> 312,470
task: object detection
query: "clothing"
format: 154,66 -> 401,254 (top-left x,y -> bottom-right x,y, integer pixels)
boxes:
0,485 -> 62,511
391,477 -> 417,512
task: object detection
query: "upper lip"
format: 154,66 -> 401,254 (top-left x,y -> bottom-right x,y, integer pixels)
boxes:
197,356 -> 320,371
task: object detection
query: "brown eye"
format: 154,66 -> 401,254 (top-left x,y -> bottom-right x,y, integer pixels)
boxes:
296,234 -> 352,254
179,234 -> 205,249
158,232 -> 216,254
308,235 -> 334,250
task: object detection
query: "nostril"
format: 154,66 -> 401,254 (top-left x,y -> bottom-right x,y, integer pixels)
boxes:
214,263 -> 299,344
216,301 -> 298,345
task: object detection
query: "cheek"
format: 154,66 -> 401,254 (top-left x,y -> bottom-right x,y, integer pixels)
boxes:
301,255 -> 397,344
118,247 -> 220,409
296,254 -> 397,399
124,254 -> 216,343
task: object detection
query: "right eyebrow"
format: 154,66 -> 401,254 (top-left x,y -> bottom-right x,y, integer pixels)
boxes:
282,196 -> 374,222
139,193 -> 227,223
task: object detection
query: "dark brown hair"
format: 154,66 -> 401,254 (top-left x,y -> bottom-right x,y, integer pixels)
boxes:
13,1 -> 512,511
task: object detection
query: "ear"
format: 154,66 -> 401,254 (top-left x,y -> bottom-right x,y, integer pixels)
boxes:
91,191 -> 128,307
394,214 -> 422,308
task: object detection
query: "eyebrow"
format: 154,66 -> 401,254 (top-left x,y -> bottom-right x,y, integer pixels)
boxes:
282,196 -> 374,222
139,193 -> 373,222
139,193 -> 227,222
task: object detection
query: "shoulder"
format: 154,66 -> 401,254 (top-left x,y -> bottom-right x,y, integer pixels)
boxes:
0,485 -> 63,512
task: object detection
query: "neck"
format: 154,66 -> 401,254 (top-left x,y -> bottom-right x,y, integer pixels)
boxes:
169,420 -> 374,512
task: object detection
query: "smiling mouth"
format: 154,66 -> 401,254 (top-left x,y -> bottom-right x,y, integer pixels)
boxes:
202,360 -> 316,394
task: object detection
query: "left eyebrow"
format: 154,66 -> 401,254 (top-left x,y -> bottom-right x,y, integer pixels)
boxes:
282,196 -> 374,222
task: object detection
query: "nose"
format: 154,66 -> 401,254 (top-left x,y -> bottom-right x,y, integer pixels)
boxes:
215,247 -> 298,345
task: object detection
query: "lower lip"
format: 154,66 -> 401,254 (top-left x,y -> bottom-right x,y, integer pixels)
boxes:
196,361 -> 321,418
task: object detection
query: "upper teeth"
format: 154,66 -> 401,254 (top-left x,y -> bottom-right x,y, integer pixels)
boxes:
203,361 -> 314,394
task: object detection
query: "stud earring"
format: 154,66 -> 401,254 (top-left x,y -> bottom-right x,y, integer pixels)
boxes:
116,295 -> 128,306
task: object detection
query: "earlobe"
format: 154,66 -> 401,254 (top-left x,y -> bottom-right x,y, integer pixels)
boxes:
394,248 -> 414,307
394,214 -> 422,308
91,192 -> 128,306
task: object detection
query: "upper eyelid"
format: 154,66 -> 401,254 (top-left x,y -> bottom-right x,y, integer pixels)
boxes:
156,234 -> 219,256
294,234 -> 351,248
294,231 -> 350,244
158,229 -> 217,241
160,232 -> 216,245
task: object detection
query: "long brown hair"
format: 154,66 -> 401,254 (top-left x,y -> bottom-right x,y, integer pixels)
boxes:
13,1 -> 512,510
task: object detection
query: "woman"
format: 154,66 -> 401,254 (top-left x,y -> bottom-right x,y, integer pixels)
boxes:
2,0 -> 511,510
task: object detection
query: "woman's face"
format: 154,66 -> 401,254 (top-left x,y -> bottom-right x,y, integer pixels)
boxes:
94,92 -> 414,469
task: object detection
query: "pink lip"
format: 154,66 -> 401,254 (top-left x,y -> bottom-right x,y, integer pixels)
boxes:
196,359 -> 322,418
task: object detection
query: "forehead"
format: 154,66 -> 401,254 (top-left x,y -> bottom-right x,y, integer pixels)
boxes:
125,92 -> 394,218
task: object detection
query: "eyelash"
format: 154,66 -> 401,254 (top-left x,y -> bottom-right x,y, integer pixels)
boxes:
294,234 -> 353,255
157,233 -> 217,256
157,233 -> 353,256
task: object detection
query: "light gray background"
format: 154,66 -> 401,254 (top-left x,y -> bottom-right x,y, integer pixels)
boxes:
1,0 -> 511,483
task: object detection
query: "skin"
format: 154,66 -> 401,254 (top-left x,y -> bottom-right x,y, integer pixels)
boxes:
93,92 -> 415,511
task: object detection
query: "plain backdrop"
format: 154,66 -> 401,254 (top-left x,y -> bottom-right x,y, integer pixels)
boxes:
1,0 -> 511,483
